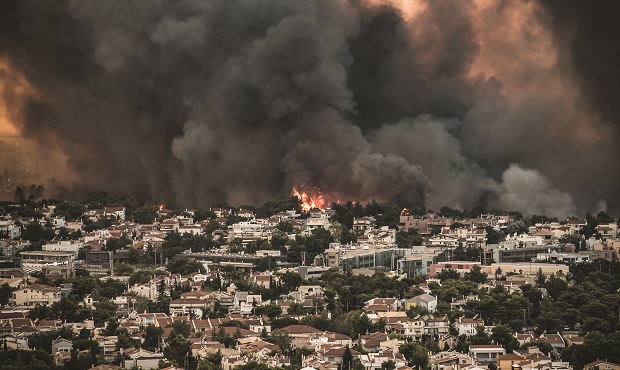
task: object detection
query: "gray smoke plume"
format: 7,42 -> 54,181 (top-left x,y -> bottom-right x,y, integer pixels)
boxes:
0,0 -> 618,217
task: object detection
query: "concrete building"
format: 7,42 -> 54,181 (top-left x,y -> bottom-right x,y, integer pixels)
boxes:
20,251 -> 74,278
404,294 -> 438,312
468,345 -> 506,364
430,261 -> 481,277
10,284 -> 61,306
42,240 -> 83,255
483,262 -> 569,279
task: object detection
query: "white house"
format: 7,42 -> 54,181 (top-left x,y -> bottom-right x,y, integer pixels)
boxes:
456,317 -> 485,336
405,294 -> 438,312
42,240 -> 83,255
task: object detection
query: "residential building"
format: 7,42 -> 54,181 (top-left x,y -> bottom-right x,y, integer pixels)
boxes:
10,284 -> 61,306
456,317 -> 484,336
583,360 -> 620,370
468,345 -> 506,364
404,294 -> 438,312
42,240 -> 83,255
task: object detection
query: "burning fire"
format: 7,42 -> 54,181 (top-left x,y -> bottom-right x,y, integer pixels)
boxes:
292,186 -> 327,212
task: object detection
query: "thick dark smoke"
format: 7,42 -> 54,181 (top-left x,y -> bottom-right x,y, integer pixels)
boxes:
0,0 -> 618,217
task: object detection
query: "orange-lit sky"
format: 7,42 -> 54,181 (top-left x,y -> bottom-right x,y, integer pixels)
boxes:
0,108 -> 19,138
0,60 -> 20,138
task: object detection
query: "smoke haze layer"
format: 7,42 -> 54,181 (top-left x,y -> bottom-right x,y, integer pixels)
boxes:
0,0 -> 618,217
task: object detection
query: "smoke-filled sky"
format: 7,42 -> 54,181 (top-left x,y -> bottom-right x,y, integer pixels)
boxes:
0,0 -> 619,218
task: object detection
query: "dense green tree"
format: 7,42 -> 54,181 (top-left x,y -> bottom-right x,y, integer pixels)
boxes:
21,223 -> 50,243
491,325 -> 519,352
53,201 -> 86,221
131,206 -> 158,224
166,255 -> 205,275
399,342 -> 429,368
254,304 -> 282,320
115,328 -> 133,350
267,329 -> 292,353
143,324 -> 164,352
92,299 -> 118,326
164,334 -> 191,366
193,209 -> 216,222
381,360 -> 397,370
170,320 -> 192,338
128,269 -> 156,286
197,350 -> 223,370
437,269 -> 460,282
485,226 -> 505,244
270,317 -> 300,330
275,221 -> 294,233
235,361 -> 277,370
105,235 -> 132,251
113,262 -> 134,276
396,230 -> 423,248
464,265 -> 488,284
469,326 -> 491,345
342,345 -> 353,369
0,283 -> 15,305
290,228 -> 335,264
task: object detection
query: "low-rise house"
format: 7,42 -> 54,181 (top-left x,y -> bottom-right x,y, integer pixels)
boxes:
179,224 -> 203,235
431,351 -> 475,370
281,325 -> 324,339
365,298 -> 399,312
104,207 -> 126,221
595,223 -> 618,240
390,318 -> 424,340
564,334 -> 584,346
404,294 -> 437,312
423,315 -> 450,336
191,340 -> 228,358
245,318 -> 272,335
10,284 -> 61,306
137,313 -> 168,327
35,319 -> 62,331
52,337 -> 72,353
124,348 -> 165,370
42,240 -> 83,255
160,219 -> 180,232
248,273 -> 277,289
498,353 -> 528,370
316,344 -> 362,365
512,348 -> 553,369
129,283 -> 159,300
169,296 -> 215,317
468,345 -> 505,364
583,360 -> 620,370
537,333 -> 565,354
358,350 -> 407,370
358,333 -> 387,353
456,317 -> 484,336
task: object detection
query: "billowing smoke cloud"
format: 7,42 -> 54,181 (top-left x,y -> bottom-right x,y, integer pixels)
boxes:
498,164 -> 576,218
0,0 -> 617,217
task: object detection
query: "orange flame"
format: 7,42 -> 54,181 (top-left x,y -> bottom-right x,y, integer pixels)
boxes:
292,186 -> 327,212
